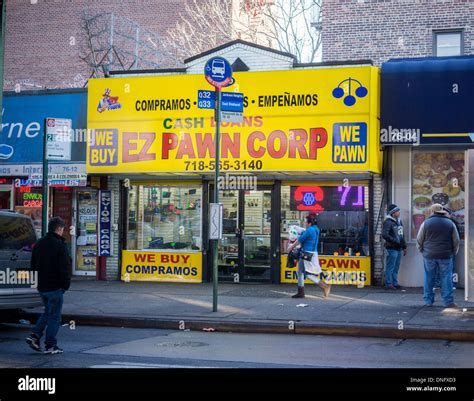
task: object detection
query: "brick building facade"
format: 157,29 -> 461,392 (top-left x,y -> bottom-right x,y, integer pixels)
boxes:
3,0 -> 277,91
321,0 -> 474,287
321,0 -> 474,65
3,0 -> 234,91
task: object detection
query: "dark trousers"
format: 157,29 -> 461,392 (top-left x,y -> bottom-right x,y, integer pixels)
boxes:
32,289 -> 64,347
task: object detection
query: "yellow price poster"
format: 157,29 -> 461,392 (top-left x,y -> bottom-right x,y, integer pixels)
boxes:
86,223 -> 96,231
121,250 -> 202,283
281,255 -> 371,286
87,67 -> 381,174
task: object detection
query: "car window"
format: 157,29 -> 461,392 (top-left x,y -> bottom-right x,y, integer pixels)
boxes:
0,215 -> 37,250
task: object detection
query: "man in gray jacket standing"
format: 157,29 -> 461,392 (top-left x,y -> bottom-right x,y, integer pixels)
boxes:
382,204 -> 407,290
416,204 -> 460,308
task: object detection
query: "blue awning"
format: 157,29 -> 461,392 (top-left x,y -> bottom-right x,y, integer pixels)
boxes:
381,56 -> 474,145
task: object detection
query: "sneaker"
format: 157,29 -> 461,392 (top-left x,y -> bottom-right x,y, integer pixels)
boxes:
394,285 -> 402,290
26,334 -> 41,352
385,285 -> 397,290
44,345 -> 63,355
444,303 -> 458,309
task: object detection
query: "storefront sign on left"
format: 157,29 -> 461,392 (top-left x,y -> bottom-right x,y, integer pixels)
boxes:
1,91 -> 87,163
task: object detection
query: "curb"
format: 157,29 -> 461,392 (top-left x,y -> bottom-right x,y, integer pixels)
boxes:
19,312 -> 474,342
294,322 -> 474,341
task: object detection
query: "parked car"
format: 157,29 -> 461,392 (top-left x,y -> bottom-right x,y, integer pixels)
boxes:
0,210 -> 42,313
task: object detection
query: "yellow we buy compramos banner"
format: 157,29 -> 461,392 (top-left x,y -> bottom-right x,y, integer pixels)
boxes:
121,251 -> 202,283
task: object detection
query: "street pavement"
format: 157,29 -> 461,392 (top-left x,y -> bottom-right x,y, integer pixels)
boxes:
1,323 -> 473,368
16,279 -> 474,341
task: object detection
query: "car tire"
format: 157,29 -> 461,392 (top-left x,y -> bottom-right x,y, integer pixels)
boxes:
0,309 -> 23,323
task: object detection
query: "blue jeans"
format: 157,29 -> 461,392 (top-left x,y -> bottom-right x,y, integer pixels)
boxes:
423,258 -> 454,307
385,249 -> 402,287
32,289 -> 64,347
434,256 -> 455,288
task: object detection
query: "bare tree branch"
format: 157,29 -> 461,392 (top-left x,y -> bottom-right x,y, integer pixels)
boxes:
165,0 -> 321,63
78,9 -> 182,77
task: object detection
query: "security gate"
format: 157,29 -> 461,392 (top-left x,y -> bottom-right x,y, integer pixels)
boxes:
465,149 -> 474,301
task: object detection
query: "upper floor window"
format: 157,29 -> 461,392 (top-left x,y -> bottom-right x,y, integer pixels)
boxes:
434,31 -> 463,57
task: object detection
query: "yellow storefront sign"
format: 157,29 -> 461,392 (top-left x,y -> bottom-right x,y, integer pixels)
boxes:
121,251 -> 202,283
281,255 -> 371,286
87,67 -> 381,174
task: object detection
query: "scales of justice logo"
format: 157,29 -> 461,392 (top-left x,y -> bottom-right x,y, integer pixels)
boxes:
332,78 -> 368,106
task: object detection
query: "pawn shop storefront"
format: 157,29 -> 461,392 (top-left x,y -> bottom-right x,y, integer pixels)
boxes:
87,64 -> 383,285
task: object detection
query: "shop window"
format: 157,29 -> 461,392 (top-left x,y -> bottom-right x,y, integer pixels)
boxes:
126,185 -> 202,251
14,184 -> 43,237
411,150 -> 464,240
127,186 -> 139,250
434,31 -> 463,57
281,185 -> 370,257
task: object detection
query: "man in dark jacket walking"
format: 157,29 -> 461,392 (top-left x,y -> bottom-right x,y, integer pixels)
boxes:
26,217 -> 71,354
382,204 -> 407,290
416,204 -> 459,308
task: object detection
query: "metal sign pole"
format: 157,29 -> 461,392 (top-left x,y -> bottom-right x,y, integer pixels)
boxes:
203,56 -> 232,312
41,119 -> 49,237
212,88 -> 221,312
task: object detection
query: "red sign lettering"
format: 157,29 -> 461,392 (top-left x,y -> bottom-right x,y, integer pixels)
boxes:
309,128 -> 328,159
247,131 -> 266,158
319,258 -> 361,269
162,133 -> 178,159
123,132 -> 156,163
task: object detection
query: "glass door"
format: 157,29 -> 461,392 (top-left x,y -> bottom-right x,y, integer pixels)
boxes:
242,189 -> 272,281
217,188 -> 272,282
73,189 -> 98,276
217,190 -> 240,279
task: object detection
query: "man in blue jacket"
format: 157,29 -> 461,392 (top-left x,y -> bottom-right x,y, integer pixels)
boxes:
416,204 -> 459,308
382,204 -> 407,290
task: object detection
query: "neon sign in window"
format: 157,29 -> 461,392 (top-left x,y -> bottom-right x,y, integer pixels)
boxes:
290,186 -> 365,212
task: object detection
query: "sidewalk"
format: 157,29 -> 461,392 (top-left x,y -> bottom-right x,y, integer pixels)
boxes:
22,279 -> 474,341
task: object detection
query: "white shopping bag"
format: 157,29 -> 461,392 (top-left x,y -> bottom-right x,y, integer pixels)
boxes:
288,225 -> 305,242
303,252 -> 322,275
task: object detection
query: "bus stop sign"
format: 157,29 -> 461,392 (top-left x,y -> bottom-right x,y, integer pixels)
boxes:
204,57 -> 232,88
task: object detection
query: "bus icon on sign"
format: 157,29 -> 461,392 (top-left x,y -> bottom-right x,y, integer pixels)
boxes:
211,59 -> 225,78
204,56 -> 232,88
